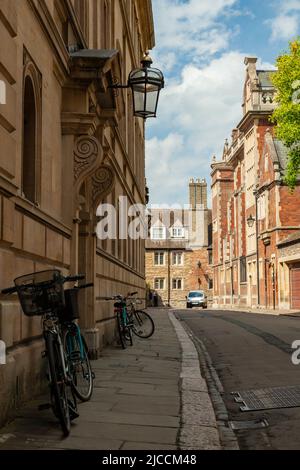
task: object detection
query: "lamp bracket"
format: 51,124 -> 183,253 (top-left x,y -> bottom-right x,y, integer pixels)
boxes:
108,77 -> 129,90
108,84 -> 129,89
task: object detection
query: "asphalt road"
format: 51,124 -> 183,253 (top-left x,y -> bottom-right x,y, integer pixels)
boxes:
176,309 -> 300,450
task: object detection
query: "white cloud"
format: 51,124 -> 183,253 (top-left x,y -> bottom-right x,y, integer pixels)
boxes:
268,14 -> 299,41
145,1 -> 277,206
146,52 -> 247,205
152,0 -> 239,69
267,0 -> 300,42
281,0 -> 300,13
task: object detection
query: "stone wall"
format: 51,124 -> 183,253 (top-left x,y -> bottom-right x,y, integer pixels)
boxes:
0,0 -> 153,426
146,247 -> 212,308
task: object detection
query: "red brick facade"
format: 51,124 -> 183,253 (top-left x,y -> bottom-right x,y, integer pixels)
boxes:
211,57 -> 300,310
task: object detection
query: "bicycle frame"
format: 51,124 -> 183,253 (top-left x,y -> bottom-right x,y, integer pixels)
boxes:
43,316 -> 69,384
66,322 -> 85,361
122,305 -> 129,326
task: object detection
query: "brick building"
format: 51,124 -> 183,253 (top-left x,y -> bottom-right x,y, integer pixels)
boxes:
211,57 -> 300,310
145,179 -> 212,308
0,0 -> 154,426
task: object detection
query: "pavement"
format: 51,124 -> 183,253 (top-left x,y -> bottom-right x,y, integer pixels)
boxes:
0,309 -> 222,451
213,305 -> 300,317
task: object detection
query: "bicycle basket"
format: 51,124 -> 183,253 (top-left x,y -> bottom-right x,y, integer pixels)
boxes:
14,270 -> 65,316
61,288 -> 80,322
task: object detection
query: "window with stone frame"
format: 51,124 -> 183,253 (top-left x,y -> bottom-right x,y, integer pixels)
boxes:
154,278 -> 165,290
151,226 -> 166,240
240,256 -> 247,283
172,227 -> 185,238
172,252 -> 183,265
100,0 -> 111,49
154,251 -> 165,266
172,278 -> 183,290
22,50 -> 42,204
74,0 -> 88,39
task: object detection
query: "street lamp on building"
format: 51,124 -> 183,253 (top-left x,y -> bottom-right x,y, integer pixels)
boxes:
247,190 -> 260,306
110,52 -> 164,119
247,214 -> 255,228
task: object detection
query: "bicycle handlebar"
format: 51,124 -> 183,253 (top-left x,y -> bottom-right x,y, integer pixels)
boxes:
104,295 -> 122,301
76,283 -> 94,290
2,286 -> 17,295
64,274 -> 85,282
102,292 -> 138,301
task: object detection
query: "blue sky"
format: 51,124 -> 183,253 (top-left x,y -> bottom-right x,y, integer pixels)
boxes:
146,0 -> 300,206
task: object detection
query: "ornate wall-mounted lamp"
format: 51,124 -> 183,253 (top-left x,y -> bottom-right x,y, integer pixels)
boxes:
110,52 -> 164,119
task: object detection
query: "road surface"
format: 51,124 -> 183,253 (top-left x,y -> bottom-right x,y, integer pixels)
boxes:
176,309 -> 300,450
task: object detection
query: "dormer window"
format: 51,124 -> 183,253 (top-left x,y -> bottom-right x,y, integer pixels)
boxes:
172,227 -> 185,238
151,226 -> 166,240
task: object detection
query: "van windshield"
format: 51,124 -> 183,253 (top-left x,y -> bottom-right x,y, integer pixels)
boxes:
189,292 -> 203,298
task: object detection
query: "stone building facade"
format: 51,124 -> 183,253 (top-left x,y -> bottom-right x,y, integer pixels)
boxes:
211,57 -> 300,310
145,179 -> 213,308
0,0 -> 154,425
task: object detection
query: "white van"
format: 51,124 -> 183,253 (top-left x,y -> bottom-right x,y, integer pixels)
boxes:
186,290 -> 207,309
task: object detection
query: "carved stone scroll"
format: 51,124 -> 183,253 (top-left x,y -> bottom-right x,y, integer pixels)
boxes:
74,136 -> 102,187
91,165 -> 115,209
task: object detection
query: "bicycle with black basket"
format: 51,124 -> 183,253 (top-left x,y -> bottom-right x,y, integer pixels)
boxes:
1,269 -> 93,436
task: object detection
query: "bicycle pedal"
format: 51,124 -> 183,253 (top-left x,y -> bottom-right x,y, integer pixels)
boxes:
91,372 -> 96,379
38,403 -> 51,411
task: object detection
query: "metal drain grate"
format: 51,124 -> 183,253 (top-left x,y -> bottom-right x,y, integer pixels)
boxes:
232,385 -> 300,412
229,418 -> 269,430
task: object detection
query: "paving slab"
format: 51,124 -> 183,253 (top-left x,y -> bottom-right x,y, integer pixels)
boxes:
0,309 -> 221,450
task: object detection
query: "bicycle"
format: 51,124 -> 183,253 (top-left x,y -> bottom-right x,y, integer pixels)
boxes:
1,269 -> 88,436
104,293 -> 136,349
127,297 -> 155,339
60,282 -> 95,402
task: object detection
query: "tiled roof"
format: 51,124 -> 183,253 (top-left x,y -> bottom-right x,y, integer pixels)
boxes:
272,138 -> 300,179
257,70 -> 276,88
278,230 -> 300,246
273,139 -> 288,170
145,239 -> 188,250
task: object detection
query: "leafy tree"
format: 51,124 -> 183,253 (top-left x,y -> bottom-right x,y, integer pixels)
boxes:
271,39 -> 300,190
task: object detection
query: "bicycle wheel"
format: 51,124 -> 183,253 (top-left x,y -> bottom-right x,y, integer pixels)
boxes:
117,311 -> 126,349
131,310 -> 155,338
46,332 -> 71,436
64,328 -> 94,402
124,323 -> 133,346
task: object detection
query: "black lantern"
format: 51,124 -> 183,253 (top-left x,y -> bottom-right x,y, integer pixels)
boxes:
128,52 -> 164,119
247,214 -> 255,228
110,52 -> 164,119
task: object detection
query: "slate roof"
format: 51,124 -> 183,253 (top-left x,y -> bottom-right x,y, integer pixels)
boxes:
277,230 -> 300,247
273,139 -> 288,170
257,70 -> 276,88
